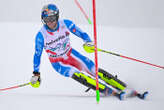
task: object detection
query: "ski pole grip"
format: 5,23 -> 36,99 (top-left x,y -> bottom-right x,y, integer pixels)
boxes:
83,43 -> 95,53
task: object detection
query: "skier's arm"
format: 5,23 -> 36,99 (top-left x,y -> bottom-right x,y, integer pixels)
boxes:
64,19 -> 92,43
33,32 -> 44,72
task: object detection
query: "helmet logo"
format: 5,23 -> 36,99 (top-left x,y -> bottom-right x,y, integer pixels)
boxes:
44,9 -> 56,16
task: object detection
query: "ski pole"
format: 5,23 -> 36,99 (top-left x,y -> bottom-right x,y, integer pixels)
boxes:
83,44 -> 164,69
74,0 -> 92,24
0,82 -> 30,91
99,49 -> 164,69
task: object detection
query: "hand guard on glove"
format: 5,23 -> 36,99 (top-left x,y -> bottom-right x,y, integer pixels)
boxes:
30,71 -> 41,88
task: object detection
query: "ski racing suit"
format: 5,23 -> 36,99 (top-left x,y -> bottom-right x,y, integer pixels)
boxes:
33,19 -> 95,77
33,19 -> 126,94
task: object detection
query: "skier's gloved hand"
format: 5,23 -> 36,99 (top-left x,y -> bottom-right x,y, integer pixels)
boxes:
84,42 -> 94,47
30,71 -> 41,88
83,42 -> 95,53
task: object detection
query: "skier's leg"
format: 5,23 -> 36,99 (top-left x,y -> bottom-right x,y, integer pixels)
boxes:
51,62 -> 79,77
70,49 -> 127,91
52,61 -> 110,94
69,48 -> 96,77
51,60 -> 125,100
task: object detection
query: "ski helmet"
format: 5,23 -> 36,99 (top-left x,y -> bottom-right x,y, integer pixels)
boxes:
41,4 -> 59,24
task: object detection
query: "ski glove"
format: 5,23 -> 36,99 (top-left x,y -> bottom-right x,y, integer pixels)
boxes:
30,72 -> 41,88
83,42 -> 95,53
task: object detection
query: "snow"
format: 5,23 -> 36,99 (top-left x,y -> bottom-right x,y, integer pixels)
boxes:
0,22 -> 164,110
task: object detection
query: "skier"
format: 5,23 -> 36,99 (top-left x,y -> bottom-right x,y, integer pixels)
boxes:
30,3 -> 147,100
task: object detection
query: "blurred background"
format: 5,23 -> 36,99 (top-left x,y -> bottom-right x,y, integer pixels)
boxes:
0,0 -> 164,28
0,0 -> 164,110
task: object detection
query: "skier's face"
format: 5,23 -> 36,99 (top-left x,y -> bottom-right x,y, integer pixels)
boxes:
43,15 -> 58,30
47,21 -> 58,30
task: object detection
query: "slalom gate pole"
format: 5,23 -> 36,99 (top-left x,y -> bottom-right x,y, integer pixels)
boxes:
0,82 -> 30,92
92,0 -> 100,103
74,0 -> 92,24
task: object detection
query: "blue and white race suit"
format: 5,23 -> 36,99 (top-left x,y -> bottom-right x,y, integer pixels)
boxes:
33,19 -> 95,77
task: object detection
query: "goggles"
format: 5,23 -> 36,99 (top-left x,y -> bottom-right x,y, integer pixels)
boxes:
43,15 -> 58,23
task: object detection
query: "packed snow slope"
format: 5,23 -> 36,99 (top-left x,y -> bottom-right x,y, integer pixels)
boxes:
0,22 -> 164,110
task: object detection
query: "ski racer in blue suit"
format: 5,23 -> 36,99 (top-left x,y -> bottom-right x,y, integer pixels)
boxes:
30,4 -> 148,100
